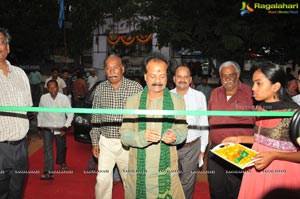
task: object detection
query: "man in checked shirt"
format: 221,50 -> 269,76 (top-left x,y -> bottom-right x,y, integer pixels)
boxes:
90,54 -> 143,199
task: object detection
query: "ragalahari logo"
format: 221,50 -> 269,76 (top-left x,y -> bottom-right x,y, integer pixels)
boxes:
240,2 -> 255,16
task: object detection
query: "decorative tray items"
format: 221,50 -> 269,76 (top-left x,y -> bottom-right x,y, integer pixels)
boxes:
211,143 -> 260,169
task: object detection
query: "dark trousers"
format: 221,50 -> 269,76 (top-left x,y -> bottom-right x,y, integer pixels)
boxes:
177,139 -> 201,199
41,129 -> 66,173
0,139 -> 28,199
207,143 -> 243,199
30,83 -> 40,106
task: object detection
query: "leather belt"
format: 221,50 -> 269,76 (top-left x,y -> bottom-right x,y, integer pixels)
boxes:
188,125 -> 209,130
188,125 -> 201,130
0,137 -> 25,145
183,137 -> 200,148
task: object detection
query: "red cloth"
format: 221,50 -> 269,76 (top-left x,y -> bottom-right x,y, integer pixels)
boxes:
208,82 -> 255,144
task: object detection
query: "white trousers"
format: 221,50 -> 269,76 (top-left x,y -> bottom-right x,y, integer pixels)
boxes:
95,135 -> 129,199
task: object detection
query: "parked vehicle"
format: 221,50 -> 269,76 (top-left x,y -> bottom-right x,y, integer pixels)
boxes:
73,81 -> 101,143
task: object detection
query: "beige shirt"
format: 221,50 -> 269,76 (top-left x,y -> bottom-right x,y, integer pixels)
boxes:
120,92 -> 188,199
0,61 -> 32,141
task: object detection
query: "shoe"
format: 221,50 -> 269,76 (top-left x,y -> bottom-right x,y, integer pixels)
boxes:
40,173 -> 53,180
88,167 -> 96,172
61,164 -> 68,171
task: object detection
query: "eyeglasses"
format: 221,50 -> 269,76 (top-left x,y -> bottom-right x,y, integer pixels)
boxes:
220,73 -> 237,80
0,39 -> 7,46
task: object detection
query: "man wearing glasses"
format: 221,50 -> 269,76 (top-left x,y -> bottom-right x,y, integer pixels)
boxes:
0,28 -> 32,199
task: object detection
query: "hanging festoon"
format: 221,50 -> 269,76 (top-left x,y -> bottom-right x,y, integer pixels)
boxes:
136,34 -> 152,45
120,35 -> 136,46
107,33 -> 153,46
107,34 -> 121,46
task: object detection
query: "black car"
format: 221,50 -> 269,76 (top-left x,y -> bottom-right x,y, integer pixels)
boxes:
73,81 -> 101,143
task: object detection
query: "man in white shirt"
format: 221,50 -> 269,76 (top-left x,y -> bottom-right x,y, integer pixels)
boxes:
87,70 -> 98,90
0,27 -> 33,199
171,65 -> 209,199
38,80 -> 74,180
44,68 -> 67,94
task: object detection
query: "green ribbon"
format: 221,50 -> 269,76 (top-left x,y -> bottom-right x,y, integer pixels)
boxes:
0,106 -> 296,117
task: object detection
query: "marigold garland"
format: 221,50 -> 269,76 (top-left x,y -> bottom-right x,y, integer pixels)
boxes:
120,35 -> 136,46
136,34 -> 152,45
107,33 -> 153,46
107,34 -> 121,45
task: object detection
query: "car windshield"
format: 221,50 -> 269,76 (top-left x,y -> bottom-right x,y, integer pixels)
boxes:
85,81 -> 100,105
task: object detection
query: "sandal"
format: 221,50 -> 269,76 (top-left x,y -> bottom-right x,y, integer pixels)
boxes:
40,173 -> 53,180
61,164 -> 68,171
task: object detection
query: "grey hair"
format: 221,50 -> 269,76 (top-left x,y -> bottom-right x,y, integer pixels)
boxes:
104,54 -> 123,66
0,28 -> 11,45
219,61 -> 241,75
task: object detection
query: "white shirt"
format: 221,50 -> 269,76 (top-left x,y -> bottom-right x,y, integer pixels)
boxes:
292,94 -> 300,105
87,75 -> 98,90
37,93 -> 74,129
44,76 -> 66,93
0,60 -> 32,141
171,87 -> 209,152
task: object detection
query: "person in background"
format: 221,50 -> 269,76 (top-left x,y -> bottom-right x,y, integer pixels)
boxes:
38,80 -> 74,180
61,69 -> 73,101
0,27 -> 32,199
207,61 -> 255,199
120,53 -> 188,198
292,73 -> 300,105
29,69 -> 42,106
90,54 -> 143,199
171,65 -> 209,199
286,78 -> 299,97
297,70 -> 300,92
223,63 -> 300,199
196,76 -> 212,102
87,70 -> 98,90
44,68 -> 67,94
73,71 -> 88,108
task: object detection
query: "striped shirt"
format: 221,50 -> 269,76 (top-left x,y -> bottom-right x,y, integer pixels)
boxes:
0,60 -> 33,141
90,77 -> 143,146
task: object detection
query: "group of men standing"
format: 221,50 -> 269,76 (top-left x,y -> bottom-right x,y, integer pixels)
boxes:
0,26 -> 254,199
89,53 -> 254,199
88,54 -> 207,199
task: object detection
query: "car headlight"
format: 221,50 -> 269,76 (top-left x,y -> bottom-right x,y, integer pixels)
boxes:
75,116 -> 90,125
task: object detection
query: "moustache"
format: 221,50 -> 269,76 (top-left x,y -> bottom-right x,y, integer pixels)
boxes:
151,83 -> 164,87
108,75 -> 117,78
223,80 -> 233,84
178,81 -> 187,84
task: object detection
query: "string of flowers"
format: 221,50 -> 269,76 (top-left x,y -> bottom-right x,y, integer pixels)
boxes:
107,34 -> 121,45
136,34 -> 152,45
107,33 -> 153,46
120,35 -> 136,46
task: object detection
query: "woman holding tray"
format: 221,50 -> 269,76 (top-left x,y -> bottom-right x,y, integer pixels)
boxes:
223,63 -> 300,199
